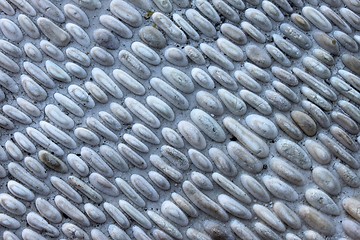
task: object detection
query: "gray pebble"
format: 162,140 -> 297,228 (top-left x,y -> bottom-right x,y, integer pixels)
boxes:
139,26 -> 166,49
239,89 -> 273,115
273,34 -> 302,59
209,147 -> 238,177
188,149 -> 213,172
227,141 -> 263,173
220,23 -> 247,45
312,30 -> 340,55
265,44 -> 291,67
245,45 -> 272,68
208,66 -> 238,90
184,45 -> 206,65
302,6 -> 332,32
37,17 -> 70,47
304,139 -> 332,165
119,50 -> 150,79
162,67 -> 194,93
276,138 -> 311,169
63,4 -> 89,27
241,21 -> 266,43
190,109 -> 226,142
195,90 -> 224,116
185,9 -> 216,37
273,201 -> 302,230
218,88 -> 247,116
212,0 -> 240,23
200,43 -> 234,70
173,14 -> 200,41
312,166 -> 341,195
240,174 -> 270,202
320,5 -> 352,33
99,14 -> 132,38
299,205 -> 336,236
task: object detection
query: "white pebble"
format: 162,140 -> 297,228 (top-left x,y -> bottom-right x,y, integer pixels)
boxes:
131,41 -> 161,65
146,96 -> 174,121
191,68 -> 214,89
118,50 -> 150,80
110,0 -> 142,27
90,46 -> 115,66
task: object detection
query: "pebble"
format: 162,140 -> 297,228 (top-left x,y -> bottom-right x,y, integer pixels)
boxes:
184,45 -> 205,65
149,171 -> 170,190
161,200 -> 188,226
272,81 -> 299,103
305,188 -> 340,215
131,174 -> 159,201
262,1 -> 284,21
132,226 -> 152,240
92,68 -> 123,99
340,7 -> 360,31
273,201 -> 302,230
132,123 -> 160,145
330,125 -> 358,152
91,229 -> 108,240
108,224 -> 131,240
227,141 -> 263,173
203,220 -> 235,240
51,176 -> 83,204
45,60 -> 71,83
102,202 -> 130,229
173,14 -> 200,41
299,205 -> 336,236
119,200 -> 152,229
0,40 -> 21,57
208,66 -> 238,90
110,0 -> 142,27
119,50 -> 151,79
245,8 -> 272,31
148,211 -> 182,239
343,197 -> 360,223
270,157 -> 305,186
100,15 -> 132,39
272,66 -> 298,86
216,38 -> 245,62
342,53 -> 360,76
35,198 -> 61,225
301,100 -> 330,129
8,162 -> 50,195
123,133 -> 149,152
68,175 -> 104,203
254,222 -> 281,240
293,68 -> 337,101
45,104 -> 74,129
150,78 -> 189,110
54,93 -> 84,117
0,70 -> 18,93
0,213 -> 20,229
218,88 -> 247,115
67,153 -> 89,176
265,90 -> 292,111
3,231 -> 20,240
342,219 -> 360,240
99,144 -> 128,172
208,147 -> 237,177
200,43 -> 234,71
81,147 -> 114,177
164,47 -> 188,67
68,84 -> 95,108
0,51 -> 19,73
263,175 -> 299,201
0,0 -> 15,15
0,193 -> 26,215
66,23 -> 91,47
190,68 -> 213,90
241,21 -> 266,43
273,34 -> 302,59
239,89 -> 273,115
276,138 -> 312,169
230,220 -> 259,240
24,61 -> 55,88
182,181 -> 229,222
12,132 -> 35,154
185,9 -> 216,37
63,4 -> 89,27
17,14 -> 39,39
290,13 -> 310,31
139,26 -> 166,49
38,150 -> 68,173
118,143 -> 147,169
318,133 -> 359,169
265,44 -> 291,67
240,174 -> 270,202
213,0 -> 240,23
54,195 -> 90,227
26,127 -> 64,156
152,12 -> 186,44
146,96 -> 174,121
191,171 -> 213,190
302,57 -> 331,79
89,173 -> 118,197
218,194 -> 252,219
331,111 -> 359,135
0,18 -> 23,42
115,177 -> 145,207
110,102 -> 133,124
188,149 -> 213,172
161,128 -> 183,149
26,211 -> 59,237
7,180 -> 34,201
220,23 -> 247,45
153,0 -> 172,12
85,82 -> 108,104
40,120 -> 77,149
313,31 -> 340,56
195,0 -> 220,22
66,62 -> 87,79
161,145 -> 189,170
334,162 -> 360,188
190,109 -> 226,142
90,47 -> 115,66
37,17 -> 70,46
195,90 -> 223,116
339,69 -> 360,92
245,45 -> 272,68
62,223 -> 89,240
131,41 -> 161,65
112,69 -> 145,96
301,86 -> 332,111
312,166 -> 341,195
336,31 -> 359,53
302,6 -> 332,32
5,140 -> 23,161
72,0 -> 101,9
125,97 -> 160,128
290,110 -> 317,136
331,76 -> 360,105
22,228 -> 46,240
171,192 -> 198,218
253,204 -> 286,232
312,49 -> 334,67
162,67 -> 194,94
244,62 -> 270,83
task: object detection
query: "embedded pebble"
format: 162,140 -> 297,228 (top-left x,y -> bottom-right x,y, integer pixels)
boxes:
68,176 -> 103,203
152,12 -> 186,43
115,178 -> 145,207
22,228 -> 47,240
245,8 -> 272,31
230,220 -> 259,240
227,141 -> 263,173
312,166 -> 341,195
63,4 -> 89,27
139,26 -> 166,49
195,0 -> 220,23
0,18 -> 23,42
108,224 -> 131,240
119,200 -> 152,229
335,162 -> 360,188
195,90 -> 223,116
173,14 -> 200,41
208,66 -> 238,90
0,70 -> 19,93
305,188 -> 340,215
218,88 -> 247,115
330,125 -> 358,152
220,23 -> 247,45
245,45 -> 272,68
272,81 -> 299,103
90,46 -> 115,66
270,157 -> 305,186
182,181 -> 229,222
0,51 -> 19,73
184,45 -> 205,65
239,89 -> 273,115
188,149 -> 213,172
162,67 -> 194,93
131,174 -> 159,201
273,201 -> 302,230
186,9 -> 216,37
100,14 -> 132,38
241,21 -> 266,43
164,47 -> 188,67
0,0 -> 15,15
338,69 -> 360,93
161,128 -> 184,149
110,0 -> 142,27
191,171 -> 213,190
331,111 -> 359,135
37,17 -> 70,47
132,123 -> 160,145
147,211 -> 182,239
125,97 -> 160,128
0,40 -> 21,57
200,43 -> 234,71
89,172 -> 119,197
265,90 -> 292,111
161,200 -> 188,226
131,41 -> 161,65
273,34 -> 302,59
208,147 -> 237,177
240,174 -> 270,202
265,44 -> 291,67
40,120 -> 77,149
299,205 -> 336,236
149,171 -> 170,190
276,138 -> 312,169
290,110 -> 317,136
263,175 -> 299,201
26,127 -> 64,156
253,204 -> 286,232
244,62 -> 270,83
72,0 -> 101,9
118,50 -> 150,80
0,193 -> 26,215
123,133 -> 149,152
342,219 -> 360,240
118,143 -> 147,169
272,66 -> 298,86
302,57 -> 331,79
302,6 -> 332,32
65,62 -> 87,79
66,153 -> 89,177
218,194 -> 252,219
340,7 -> 360,31
203,220 -> 235,240
262,1 -> 284,21
17,14 -> 39,39
146,96 -> 174,121
81,147 -> 113,177
0,213 -> 20,229
54,195 -> 90,227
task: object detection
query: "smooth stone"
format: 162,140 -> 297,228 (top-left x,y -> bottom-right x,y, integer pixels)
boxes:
37,17 -> 70,46
299,205 -> 336,236
190,109 -> 226,142
185,9 -> 216,37
273,201 -> 302,230
276,138 -> 311,169
302,6 -> 332,32
139,26 -> 166,49
220,23 -> 247,45
63,4 -> 89,27
312,166 -> 341,195
99,14 -> 132,38
240,174 -> 270,202
305,188 -> 340,215
90,47 -> 115,66
245,45 -> 272,68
